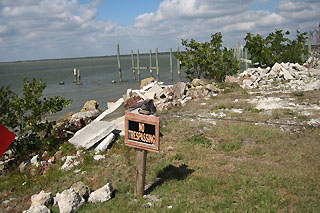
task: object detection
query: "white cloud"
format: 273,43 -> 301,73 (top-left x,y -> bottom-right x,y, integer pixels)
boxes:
0,0 -> 319,62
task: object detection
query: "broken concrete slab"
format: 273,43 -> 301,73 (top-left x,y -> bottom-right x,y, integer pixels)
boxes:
144,91 -> 156,100
110,116 -> 125,136
148,84 -> 164,98
95,98 -> 124,121
68,121 -> 115,149
94,132 -> 115,152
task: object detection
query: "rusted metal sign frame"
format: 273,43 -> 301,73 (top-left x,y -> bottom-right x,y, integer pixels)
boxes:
125,111 -> 160,153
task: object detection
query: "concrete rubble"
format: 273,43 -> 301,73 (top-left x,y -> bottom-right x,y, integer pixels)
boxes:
70,181 -> 90,201
69,121 -> 115,149
22,205 -> 51,213
228,57 -> 320,91
31,190 -> 53,207
55,189 -> 85,213
60,156 -> 82,171
88,183 -> 113,203
23,181 -> 113,212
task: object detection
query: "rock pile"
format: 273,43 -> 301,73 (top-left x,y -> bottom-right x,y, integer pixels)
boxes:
23,182 -> 113,213
230,58 -> 320,91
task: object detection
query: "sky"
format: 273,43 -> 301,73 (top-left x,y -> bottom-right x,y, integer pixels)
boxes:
0,0 -> 319,62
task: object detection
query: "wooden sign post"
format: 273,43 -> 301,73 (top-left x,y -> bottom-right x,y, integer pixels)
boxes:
125,112 -> 160,198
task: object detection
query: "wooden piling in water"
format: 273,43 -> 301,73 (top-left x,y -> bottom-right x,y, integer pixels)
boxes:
149,50 -> 153,77
155,48 -> 159,81
131,50 -> 136,80
245,48 -> 248,70
308,38 -> 312,57
76,69 -> 82,85
177,47 -> 181,82
73,68 -> 77,83
117,42 -> 122,82
170,48 -> 173,80
137,49 -> 140,81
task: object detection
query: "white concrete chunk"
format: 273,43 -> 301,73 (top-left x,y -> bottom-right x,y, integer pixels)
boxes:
94,133 -> 115,152
69,121 -> 115,149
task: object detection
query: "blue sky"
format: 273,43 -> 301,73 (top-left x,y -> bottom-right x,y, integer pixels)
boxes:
0,0 -> 319,62
96,0 -> 163,25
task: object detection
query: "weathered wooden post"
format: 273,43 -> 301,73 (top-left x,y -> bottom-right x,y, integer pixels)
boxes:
308,37 -> 312,57
236,43 -> 241,63
131,50 -> 136,80
77,69 -> 82,85
177,47 -> 181,82
117,42 -> 122,82
73,68 -> 77,83
137,49 -> 141,81
155,48 -> 159,81
170,48 -> 173,80
149,50 -> 153,77
245,48 -> 248,70
135,149 -> 147,197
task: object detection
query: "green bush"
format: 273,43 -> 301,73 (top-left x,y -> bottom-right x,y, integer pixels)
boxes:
0,78 -> 71,158
245,30 -> 308,68
176,32 -> 239,82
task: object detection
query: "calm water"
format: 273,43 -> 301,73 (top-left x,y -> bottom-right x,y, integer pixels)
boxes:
0,54 -> 186,120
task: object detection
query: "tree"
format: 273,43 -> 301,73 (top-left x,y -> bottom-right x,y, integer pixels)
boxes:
175,32 -> 239,82
0,78 -> 72,157
245,30 -> 308,68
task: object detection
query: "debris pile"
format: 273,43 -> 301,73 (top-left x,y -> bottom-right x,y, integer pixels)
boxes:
229,57 -> 320,91
123,79 -> 220,112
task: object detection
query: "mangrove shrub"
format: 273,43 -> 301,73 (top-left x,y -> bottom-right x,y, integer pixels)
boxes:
176,32 -> 239,82
245,30 -> 308,68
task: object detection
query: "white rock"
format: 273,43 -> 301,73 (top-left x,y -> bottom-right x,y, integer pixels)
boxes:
61,156 -> 78,171
30,155 -> 40,167
94,155 -> 105,161
281,69 -> 295,80
70,110 -> 100,123
55,189 -> 85,213
31,190 -> 52,206
88,183 -> 113,203
23,205 -> 51,213
71,181 -> 90,200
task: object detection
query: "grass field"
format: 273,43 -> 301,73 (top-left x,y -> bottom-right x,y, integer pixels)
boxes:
1,84 -> 319,212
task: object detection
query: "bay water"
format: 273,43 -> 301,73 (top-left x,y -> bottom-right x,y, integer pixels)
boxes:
0,53 -> 186,120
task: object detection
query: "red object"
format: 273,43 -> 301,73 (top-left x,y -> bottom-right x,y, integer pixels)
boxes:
0,123 -> 15,158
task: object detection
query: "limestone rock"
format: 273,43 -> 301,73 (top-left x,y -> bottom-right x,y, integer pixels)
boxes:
172,82 -> 187,98
191,78 -> 206,87
61,156 -> 79,171
81,100 -> 99,112
30,155 -> 40,167
88,183 -> 113,203
94,155 -> 106,161
31,190 -> 53,206
140,77 -> 154,89
70,110 -> 100,124
23,205 -> 51,213
19,161 -> 30,172
55,189 -> 85,213
71,182 -> 90,200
